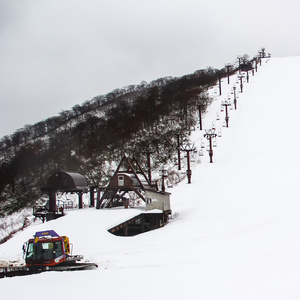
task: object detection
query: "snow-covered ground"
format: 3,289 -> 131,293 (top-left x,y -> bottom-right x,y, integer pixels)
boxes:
2,56 -> 300,299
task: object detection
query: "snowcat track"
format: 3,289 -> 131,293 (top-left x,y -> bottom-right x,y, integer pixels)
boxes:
0,262 -> 98,278
50,262 -> 98,271
0,266 -> 43,278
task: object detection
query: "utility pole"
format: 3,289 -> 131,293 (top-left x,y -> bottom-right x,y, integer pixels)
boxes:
204,129 -> 217,163
198,105 -> 203,130
196,97 -> 207,131
145,150 -> 153,185
159,168 -> 168,192
238,74 -> 244,93
232,86 -> 237,110
141,145 -> 154,185
176,133 -> 181,170
222,100 -> 232,127
218,73 -> 222,96
181,142 -> 195,183
225,64 -> 231,84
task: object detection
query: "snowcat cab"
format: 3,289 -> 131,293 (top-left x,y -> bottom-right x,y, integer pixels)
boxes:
24,230 -> 79,268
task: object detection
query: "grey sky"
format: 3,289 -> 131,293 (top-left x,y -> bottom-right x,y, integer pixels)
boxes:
1,0 -> 299,138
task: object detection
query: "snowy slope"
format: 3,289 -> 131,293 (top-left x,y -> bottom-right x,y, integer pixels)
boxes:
2,57 -> 300,300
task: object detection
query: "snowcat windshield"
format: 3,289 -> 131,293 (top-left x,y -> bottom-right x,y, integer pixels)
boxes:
26,241 -> 63,261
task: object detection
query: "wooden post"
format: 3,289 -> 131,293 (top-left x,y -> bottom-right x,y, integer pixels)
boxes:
89,187 -> 95,207
49,189 -> 57,213
78,192 -> 83,209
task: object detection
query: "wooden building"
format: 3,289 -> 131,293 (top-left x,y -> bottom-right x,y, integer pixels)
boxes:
96,155 -> 171,216
96,155 -> 152,209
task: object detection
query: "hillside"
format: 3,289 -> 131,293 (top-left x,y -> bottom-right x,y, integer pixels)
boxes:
0,60 -> 235,217
1,56 -> 300,299
1,50 -> 260,218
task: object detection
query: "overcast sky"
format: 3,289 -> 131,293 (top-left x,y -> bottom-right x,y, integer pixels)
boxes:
1,0 -> 300,138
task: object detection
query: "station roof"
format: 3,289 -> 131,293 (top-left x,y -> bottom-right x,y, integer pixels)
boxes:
46,171 -> 88,192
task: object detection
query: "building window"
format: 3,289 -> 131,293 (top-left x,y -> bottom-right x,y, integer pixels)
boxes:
118,176 -> 124,186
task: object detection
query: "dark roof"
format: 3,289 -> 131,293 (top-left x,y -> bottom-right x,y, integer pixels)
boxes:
117,172 -> 144,187
46,171 -> 88,192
